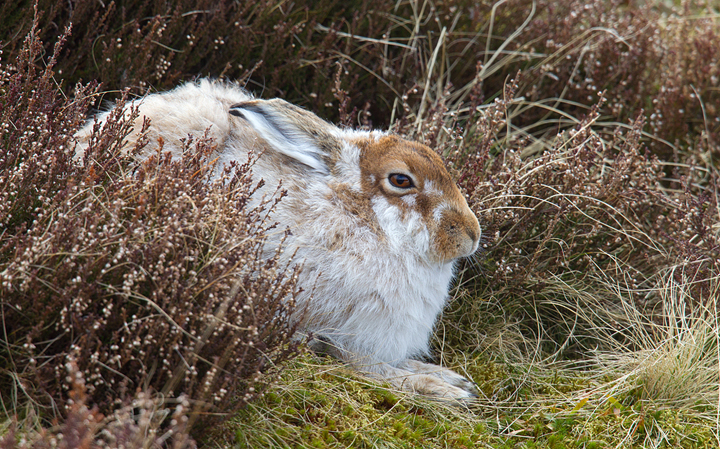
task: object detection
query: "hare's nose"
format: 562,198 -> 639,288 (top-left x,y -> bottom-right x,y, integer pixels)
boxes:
466,227 -> 479,243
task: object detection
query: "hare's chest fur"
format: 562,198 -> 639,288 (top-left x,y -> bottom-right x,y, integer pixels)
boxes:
294,238 -> 456,363
263,179 -> 456,363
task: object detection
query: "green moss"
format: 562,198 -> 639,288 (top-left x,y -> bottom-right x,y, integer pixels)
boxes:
231,350 -> 720,448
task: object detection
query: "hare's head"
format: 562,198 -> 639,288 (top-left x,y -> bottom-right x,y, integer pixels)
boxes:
230,99 -> 480,265
355,135 -> 480,263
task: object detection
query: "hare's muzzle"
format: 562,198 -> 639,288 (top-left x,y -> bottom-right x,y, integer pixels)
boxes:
434,207 -> 481,262
459,220 -> 481,257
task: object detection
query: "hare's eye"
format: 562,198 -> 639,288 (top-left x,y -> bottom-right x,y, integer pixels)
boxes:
389,173 -> 414,189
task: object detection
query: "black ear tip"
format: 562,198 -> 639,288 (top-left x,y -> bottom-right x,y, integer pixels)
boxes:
229,107 -> 244,117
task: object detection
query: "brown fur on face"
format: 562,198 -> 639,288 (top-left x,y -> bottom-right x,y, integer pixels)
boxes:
356,135 -> 480,263
329,183 -> 384,237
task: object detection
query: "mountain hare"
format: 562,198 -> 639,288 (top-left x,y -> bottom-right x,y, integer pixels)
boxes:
75,80 -> 481,399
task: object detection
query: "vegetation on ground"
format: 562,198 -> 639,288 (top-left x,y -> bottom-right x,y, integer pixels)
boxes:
1,0 -> 719,447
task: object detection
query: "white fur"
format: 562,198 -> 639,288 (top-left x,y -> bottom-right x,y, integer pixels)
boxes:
74,80 -> 480,399
372,196 -> 432,257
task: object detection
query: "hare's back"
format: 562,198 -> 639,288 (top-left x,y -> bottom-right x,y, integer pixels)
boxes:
75,80 -> 255,162
134,80 -> 253,157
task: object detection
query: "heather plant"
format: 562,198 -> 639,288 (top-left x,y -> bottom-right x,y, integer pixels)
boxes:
0,360 -> 197,449
514,0 -> 720,159
2,0 -> 717,153
0,16 -> 300,445
0,0 -> 406,124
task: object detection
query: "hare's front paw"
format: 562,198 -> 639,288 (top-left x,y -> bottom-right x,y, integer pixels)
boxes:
396,359 -> 478,399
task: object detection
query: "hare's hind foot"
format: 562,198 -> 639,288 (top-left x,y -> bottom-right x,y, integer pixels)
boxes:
306,337 -> 477,400
395,359 -> 478,399
365,359 -> 478,400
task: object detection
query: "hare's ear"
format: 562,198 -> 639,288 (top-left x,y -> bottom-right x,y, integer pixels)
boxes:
230,99 -> 338,175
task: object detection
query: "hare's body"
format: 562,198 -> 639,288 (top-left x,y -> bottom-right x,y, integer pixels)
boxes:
75,80 -> 481,399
